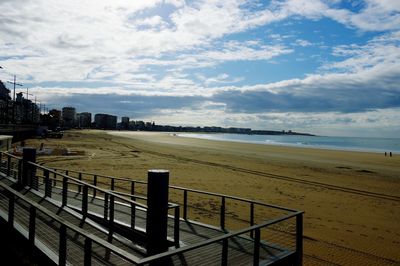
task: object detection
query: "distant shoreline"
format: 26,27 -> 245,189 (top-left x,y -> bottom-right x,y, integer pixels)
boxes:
165,132 -> 399,154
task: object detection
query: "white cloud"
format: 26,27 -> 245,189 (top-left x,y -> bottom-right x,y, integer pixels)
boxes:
204,73 -> 244,85
294,39 -> 312,47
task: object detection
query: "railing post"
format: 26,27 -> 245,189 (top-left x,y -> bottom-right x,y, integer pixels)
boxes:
62,176 -> 68,206
93,175 -> 97,198
78,173 -> 82,193
108,195 -> 115,242
146,169 -> 169,256
84,238 -> 92,266
250,202 -> 255,238
104,193 -> 109,220
183,190 -> 188,220
130,181 -> 136,229
82,185 -> 88,216
220,196 -> 226,230
8,192 -> 15,227
7,156 -> 11,176
59,224 -> 67,266
44,169 -> 52,198
110,178 -> 115,191
29,206 -> 36,250
253,228 -> 260,266
296,213 -> 303,266
109,195 -> 115,225
174,206 -> 180,248
53,171 -> 57,186
17,159 -> 23,184
222,238 -> 228,266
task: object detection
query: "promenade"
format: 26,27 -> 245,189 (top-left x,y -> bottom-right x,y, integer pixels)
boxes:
0,150 -> 302,265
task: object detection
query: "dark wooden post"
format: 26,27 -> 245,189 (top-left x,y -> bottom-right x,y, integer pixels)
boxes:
146,169 -> 169,256
21,148 -> 36,188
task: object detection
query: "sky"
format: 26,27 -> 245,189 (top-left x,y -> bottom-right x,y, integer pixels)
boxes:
0,0 -> 399,137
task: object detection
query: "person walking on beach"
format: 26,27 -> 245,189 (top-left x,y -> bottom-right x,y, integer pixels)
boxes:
390,152 -> 392,157
385,152 -> 387,156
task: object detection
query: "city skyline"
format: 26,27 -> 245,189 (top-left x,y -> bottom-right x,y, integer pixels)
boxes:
1,1 -> 399,137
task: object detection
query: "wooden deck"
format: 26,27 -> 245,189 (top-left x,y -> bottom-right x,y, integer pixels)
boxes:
0,153 -> 302,265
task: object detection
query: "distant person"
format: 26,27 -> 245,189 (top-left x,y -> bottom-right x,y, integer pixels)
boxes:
390,152 -> 392,157
385,152 -> 387,156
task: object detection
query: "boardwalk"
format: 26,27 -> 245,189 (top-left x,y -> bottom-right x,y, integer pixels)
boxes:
0,151 -> 303,265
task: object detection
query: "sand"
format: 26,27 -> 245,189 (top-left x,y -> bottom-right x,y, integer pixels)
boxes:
22,130 -> 400,265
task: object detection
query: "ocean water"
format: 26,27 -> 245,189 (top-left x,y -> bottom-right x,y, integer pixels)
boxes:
177,133 -> 400,153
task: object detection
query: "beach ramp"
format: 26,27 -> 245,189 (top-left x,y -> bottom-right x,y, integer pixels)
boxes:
0,150 -> 303,265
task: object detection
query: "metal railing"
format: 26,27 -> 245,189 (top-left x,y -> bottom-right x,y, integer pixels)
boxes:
0,180 -> 141,265
0,151 -> 304,265
52,167 -> 299,231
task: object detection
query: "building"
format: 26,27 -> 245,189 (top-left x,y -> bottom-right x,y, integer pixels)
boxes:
94,113 -> 117,129
0,81 -> 11,124
40,109 -> 62,129
78,112 -> 92,128
121,117 -> 129,130
62,107 -> 76,128
13,92 -> 40,125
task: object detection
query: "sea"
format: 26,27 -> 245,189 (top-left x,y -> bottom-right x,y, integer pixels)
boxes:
176,133 -> 400,153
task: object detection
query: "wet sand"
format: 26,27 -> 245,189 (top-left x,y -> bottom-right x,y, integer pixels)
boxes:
24,130 -> 400,265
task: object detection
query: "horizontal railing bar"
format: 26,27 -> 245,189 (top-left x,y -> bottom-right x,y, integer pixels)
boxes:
2,152 -> 21,160
139,210 -> 303,264
108,190 -> 179,209
0,181 -> 141,264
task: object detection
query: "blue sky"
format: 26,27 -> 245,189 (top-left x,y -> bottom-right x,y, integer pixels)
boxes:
0,0 -> 399,137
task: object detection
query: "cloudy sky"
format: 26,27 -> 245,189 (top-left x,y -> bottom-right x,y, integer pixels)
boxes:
1,0 -> 399,137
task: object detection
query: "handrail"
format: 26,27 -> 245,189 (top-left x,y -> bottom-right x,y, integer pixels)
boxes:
139,211 -> 303,264
2,152 -> 21,160
29,161 -> 148,209
51,167 -> 298,213
0,180 -> 141,264
109,189 -> 179,209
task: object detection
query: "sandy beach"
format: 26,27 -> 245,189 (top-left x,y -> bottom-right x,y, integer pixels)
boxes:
22,130 -> 400,265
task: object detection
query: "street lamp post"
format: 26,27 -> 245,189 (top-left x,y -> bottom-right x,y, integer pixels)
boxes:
7,75 -> 23,124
